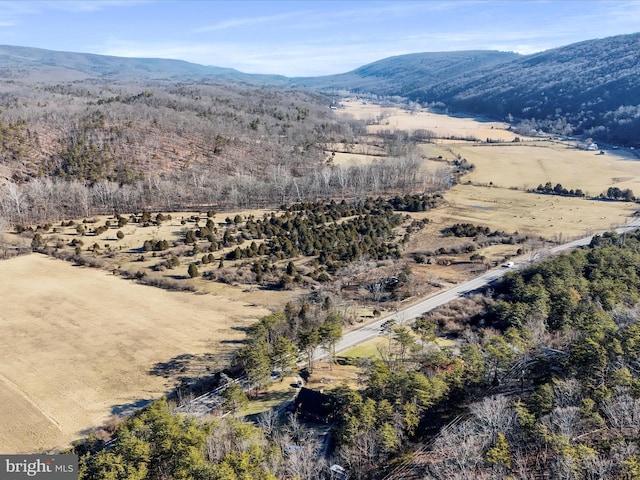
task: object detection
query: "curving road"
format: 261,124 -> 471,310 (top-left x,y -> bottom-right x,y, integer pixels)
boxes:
326,217 -> 640,357
179,219 -> 640,415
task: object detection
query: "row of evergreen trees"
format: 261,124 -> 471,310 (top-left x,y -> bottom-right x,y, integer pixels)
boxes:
72,228 -> 640,479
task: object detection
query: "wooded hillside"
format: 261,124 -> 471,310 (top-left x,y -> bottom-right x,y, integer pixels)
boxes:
296,33 -> 640,146
71,230 -> 640,479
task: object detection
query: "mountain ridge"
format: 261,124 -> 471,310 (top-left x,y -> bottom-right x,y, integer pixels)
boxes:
296,32 -> 640,145
0,32 -> 639,145
0,44 -> 288,84
287,50 -> 521,94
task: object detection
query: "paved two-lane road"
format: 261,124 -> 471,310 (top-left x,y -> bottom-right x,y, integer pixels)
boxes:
327,217 -> 640,356
329,265 -> 508,356
180,219 -> 640,415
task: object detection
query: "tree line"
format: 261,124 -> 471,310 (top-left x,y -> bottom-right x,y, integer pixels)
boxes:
0,155 -> 447,226
413,229 -> 640,479
70,228 -> 640,479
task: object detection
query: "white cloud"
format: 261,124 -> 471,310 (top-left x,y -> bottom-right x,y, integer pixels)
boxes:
96,36 -> 386,76
193,10 -> 305,33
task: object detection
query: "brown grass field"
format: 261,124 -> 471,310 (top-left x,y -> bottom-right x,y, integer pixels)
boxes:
339,101 -> 640,240
3,100 -> 640,454
26,209 -> 298,307
0,254 -> 271,453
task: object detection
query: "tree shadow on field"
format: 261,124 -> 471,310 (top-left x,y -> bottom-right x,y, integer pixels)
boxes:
149,353 -> 195,378
149,352 -> 224,384
111,398 -> 154,416
219,326 -> 248,345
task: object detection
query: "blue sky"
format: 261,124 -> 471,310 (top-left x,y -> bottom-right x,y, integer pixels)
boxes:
0,1 -> 639,76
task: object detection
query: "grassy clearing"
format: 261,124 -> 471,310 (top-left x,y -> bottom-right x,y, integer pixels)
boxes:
29,209 -> 296,308
240,388 -> 297,417
0,254 -> 271,453
341,332 -> 456,361
453,140 -> 640,194
341,337 -> 388,360
5,101 -> 640,454
339,102 -> 640,243
427,184 -> 634,240
340,101 -> 524,142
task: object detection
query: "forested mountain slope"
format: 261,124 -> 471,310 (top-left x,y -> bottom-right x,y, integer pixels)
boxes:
1,31 -> 639,184
0,44 -> 286,83
0,80 -> 344,184
1,32 -> 639,214
295,33 -> 640,146
424,33 -> 640,145
289,50 -> 520,96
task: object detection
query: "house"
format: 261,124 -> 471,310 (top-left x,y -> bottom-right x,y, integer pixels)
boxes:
294,387 -> 336,423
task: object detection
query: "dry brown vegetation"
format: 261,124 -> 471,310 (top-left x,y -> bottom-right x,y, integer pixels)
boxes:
3,100 -> 640,454
338,101 -> 640,240
0,254 -> 273,453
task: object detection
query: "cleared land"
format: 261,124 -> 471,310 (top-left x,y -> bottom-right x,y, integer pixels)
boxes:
342,101 -> 520,141
0,254 -> 270,453
448,141 -> 640,194
4,101 -> 640,454
339,101 -> 640,241
23,209 -> 296,308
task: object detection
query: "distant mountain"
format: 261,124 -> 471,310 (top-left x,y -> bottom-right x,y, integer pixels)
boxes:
288,50 -> 521,96
291,50 -> 520,97
0,45 -> 287,84
420,33 -> 640,145
291,33 -> 640,146
1,33 -> 639,146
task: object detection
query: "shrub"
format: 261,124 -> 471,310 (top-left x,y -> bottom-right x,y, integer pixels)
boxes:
188,263 -> 199,278
31,233 -> 45,251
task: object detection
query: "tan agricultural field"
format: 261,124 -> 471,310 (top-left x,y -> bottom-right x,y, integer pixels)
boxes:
341,100 -> 523,141
451,141 -> 640,194
425,141 -> 640,239
40,209 -> 296,305
426,185 -> 635,240
331,151 -> 380,166
4,100 -> 640,455
338,101 -> 640,240
0,254 -> 272,453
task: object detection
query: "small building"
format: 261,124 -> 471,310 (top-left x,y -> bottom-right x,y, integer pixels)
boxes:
586,142 -> 599,151
294,387 -> 336,424
330,464 -> 347,480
